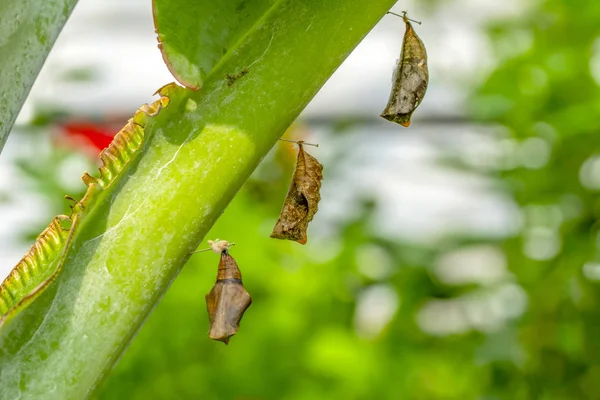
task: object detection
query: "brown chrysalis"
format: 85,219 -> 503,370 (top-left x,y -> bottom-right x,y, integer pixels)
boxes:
271,141 -> 323,244
381,11 -> 428,127
205,247 -> 252,344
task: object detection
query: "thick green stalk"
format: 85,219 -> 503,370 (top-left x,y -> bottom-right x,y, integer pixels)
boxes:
0,0 -> 396,398
0,0 -> 78,153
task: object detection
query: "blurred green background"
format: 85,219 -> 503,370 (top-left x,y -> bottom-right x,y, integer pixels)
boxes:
3,0 -> 600,398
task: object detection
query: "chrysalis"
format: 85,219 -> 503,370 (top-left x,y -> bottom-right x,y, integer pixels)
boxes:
271,141 -> 323,244
205,248 -> 252,344
381,12 -> 428,127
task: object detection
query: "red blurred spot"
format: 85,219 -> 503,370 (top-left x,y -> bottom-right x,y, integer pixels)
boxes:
60,121 -> 116,152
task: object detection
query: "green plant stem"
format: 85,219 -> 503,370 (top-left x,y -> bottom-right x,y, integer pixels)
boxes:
0,0 -> 396,398
0,0 -> 79,154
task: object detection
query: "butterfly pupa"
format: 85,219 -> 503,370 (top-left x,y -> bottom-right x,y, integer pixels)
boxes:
381,12 -> 429,127
205,247 -> 252,344
271,140 -> 323,244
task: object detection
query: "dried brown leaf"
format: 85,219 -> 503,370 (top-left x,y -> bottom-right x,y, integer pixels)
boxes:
205,251 -> 252,344
381,14 -> 429,127
270,142 -> 323,244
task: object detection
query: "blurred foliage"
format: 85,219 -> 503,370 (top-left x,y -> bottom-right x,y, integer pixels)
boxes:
5,0 -> 600,398
467,0 -> 600,398
96,166 -> 463,400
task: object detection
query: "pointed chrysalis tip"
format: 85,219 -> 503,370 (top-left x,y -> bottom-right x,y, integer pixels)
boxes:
386,11 -> 421,25
210,333 -> 231,345
278,138 -> 319,147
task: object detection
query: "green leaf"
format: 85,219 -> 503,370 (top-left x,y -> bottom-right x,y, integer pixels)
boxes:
0,0 -> 79,154
153,0 -> 277,89
0,0 -> 396,398
0,216 -> 70,325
